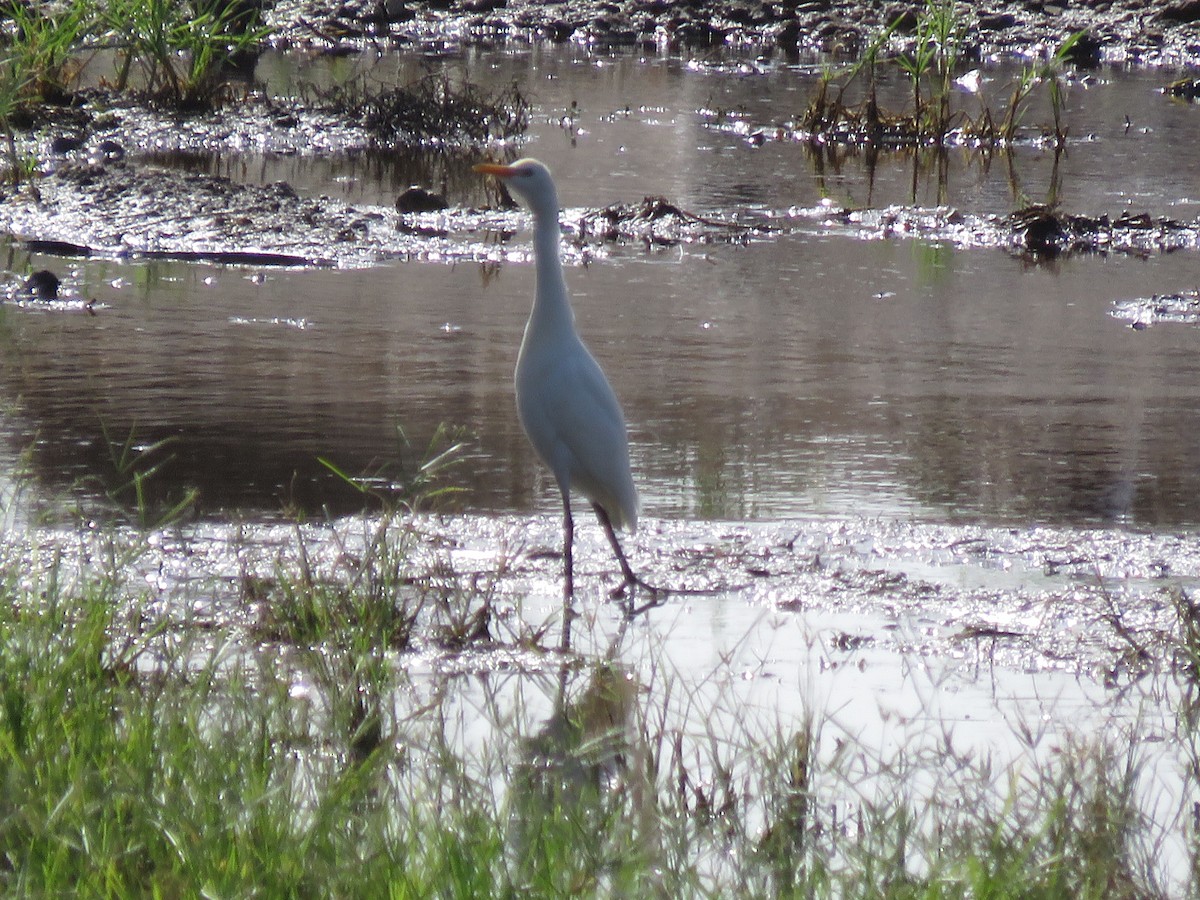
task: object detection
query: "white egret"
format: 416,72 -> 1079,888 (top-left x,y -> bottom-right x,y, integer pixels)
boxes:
474,158 -> 660,636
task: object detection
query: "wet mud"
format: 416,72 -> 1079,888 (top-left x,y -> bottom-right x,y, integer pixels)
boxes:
0,162 -> 776,268
268,0 -> 1200,69
0,2 -> 1198,274
4,156 -> 1197,275
6,510 -> 1197,684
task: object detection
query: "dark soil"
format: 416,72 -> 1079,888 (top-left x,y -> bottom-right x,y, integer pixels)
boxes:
4,1 -> 1200,274
267,0 -> 1200,68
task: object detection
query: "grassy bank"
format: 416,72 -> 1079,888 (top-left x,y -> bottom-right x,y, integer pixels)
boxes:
0,517 -> 1196,896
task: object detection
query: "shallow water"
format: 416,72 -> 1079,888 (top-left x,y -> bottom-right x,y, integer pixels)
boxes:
2,47 -> 1200,528
3,44 -> 1199,887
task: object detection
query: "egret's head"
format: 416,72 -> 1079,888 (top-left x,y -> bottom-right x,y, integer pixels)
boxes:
473,158 -> 559,218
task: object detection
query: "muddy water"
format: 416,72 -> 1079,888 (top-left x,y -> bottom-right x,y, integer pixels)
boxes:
3,49 -> 1200,526
3,46 -> 1200,885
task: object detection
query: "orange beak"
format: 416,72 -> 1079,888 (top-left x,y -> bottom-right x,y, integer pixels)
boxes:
473,162 -> 517,177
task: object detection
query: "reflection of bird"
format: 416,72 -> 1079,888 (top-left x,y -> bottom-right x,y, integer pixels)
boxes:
474,159 -> 658,640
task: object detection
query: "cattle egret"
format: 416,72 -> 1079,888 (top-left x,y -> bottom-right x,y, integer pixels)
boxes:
474,158 -> 659,639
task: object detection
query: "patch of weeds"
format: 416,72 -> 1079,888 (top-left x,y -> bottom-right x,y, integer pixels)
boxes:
0,548 -> 366,896
1170,587 -> 1200,681
305,73 -> 530,146
256,516 -> 423,653
944,737 -> 1154,897
0,0 -> 94,107
800,1 -> 1084,151
991,29 -> 1084,147
755,722 -> 821,894
102,0 -> 267,111
894,0 -> 967,141
0,526 -> 1194,895
89,422 -> 198,529
319,421 -> 471,514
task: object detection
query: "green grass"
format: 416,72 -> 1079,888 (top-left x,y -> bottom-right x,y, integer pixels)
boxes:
0,514 -> 1196,897
800,0 -> 1084,151
102,0 -> 268,111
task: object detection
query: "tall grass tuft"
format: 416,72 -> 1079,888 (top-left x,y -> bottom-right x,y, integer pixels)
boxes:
102,0 -> 267,110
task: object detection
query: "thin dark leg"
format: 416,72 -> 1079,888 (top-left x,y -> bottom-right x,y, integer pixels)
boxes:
592,503 -> 664,615
561,491 -> 575,650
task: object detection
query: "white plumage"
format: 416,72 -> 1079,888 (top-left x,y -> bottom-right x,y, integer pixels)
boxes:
474,158 -> 655,634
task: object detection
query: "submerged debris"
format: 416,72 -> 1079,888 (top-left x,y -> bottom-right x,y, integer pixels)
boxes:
0,164 -> 388,267
1164,77 -> 1200,99
1110,291 -> 1200,329
0,162 -> 783,267
1006,207 -> 1200,257
305,75 -> 531,146
801,203 -> 1200,259
570,196 -> 773,246
3,158 -> 1200,270
22,269 -> 60,300
1010,205 -> 1067,255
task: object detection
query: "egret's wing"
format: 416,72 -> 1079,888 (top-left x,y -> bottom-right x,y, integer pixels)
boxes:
521,339 -> 639,529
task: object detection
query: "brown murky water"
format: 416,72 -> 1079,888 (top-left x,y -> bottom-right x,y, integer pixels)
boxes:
2,48 -> 1200,526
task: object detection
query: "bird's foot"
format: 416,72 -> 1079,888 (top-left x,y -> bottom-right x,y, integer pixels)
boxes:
610,575 -> 667,617
626,593 -> 666,617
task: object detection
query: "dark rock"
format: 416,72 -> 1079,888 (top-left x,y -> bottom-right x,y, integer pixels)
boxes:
1158,1 -> 1200,24
98,139 -> 125,161
380,0 -> 415,20
396,186 -> 449,213
883,3 -> 919,31
775,18 -> 801,47
50,134 -> 85,155
1012,205 -> 1065,255
1063,30 -> 1103,67
978,11 -> 1017,29
23,270 -> 61,300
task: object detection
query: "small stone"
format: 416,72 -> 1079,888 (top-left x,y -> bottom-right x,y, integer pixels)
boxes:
396,187 -> 449,213
23,270 -> 60,300
50,134 -> 84,155
1158,0 -> 1200,24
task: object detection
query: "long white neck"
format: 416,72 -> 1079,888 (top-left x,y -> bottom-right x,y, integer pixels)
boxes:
528,205 -> 575,336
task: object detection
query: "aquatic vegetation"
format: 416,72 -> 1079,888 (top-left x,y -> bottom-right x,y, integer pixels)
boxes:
302,73 -> 531,146
0,0 -> 94,183
102,0 -> 268,111
318,421 -> 471,513
800,0 -> 1086,150
0,518 -> 1195,895
91,422 -> 199,529
0,0 -> 93,106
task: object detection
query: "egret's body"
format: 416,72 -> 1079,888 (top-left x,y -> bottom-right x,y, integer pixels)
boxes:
474,159 -> 655,630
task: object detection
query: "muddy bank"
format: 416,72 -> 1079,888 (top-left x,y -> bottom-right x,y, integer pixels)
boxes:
5,510 -> 1197,684
0,163 -> 774,271
267,0 -> 1200,67
3,161 -> 1198,275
